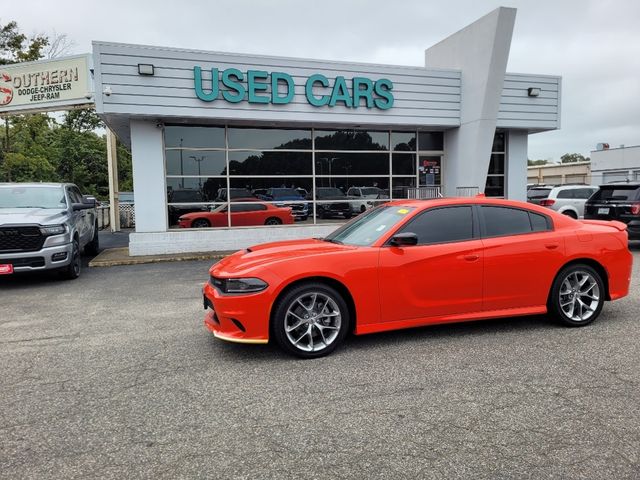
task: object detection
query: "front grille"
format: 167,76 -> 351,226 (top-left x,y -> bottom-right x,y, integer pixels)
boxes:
1,257 -> 45,268
0,227 -> 45,253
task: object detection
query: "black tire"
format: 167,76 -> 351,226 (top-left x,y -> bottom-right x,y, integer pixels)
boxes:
272,282 -> 350,359
360,205 -> 366,213
344,211 -> 352,219
191,218 -> 210,228
60,238 -> 81,280
548,264 -> 605,327
265,217 -> 282,225
562,210 -> 578,219
84,223 -> 100,256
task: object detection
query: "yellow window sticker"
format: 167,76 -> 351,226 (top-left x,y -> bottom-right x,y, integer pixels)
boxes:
397,208 -> 410,214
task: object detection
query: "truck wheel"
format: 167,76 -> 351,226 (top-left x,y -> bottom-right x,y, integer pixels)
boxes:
84,222 -> 100,256
60,239 -> 81,280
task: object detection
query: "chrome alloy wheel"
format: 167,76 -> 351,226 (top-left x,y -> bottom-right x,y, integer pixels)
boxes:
559,270 -> 601,322
284,292 -> 342,352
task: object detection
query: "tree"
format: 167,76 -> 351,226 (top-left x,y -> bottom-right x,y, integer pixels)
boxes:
0,152 -> 55,182
0,20 -> 49,65
561,153 -> 590,164
527,159 -> 548,166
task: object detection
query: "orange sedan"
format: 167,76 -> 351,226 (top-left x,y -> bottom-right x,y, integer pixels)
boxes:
202,197 -> 632,358
178,201 -> 294,228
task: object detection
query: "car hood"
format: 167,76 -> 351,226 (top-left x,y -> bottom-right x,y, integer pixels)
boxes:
0,208 -> 68,226
210,238 -> 357,276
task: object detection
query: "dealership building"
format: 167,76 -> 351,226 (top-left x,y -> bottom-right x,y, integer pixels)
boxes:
2,7 -> 563,255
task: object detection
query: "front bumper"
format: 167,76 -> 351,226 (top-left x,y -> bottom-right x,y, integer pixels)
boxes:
202,281 -> 271,344
0,242 -> 73,273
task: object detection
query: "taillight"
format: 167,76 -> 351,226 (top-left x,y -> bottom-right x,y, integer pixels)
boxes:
540,199 -> 555,207
631,203 -> 640,215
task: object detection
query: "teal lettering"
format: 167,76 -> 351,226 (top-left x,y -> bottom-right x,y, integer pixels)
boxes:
305,74 -> 330,106
247,70 -> 270,104
271,72 -> 294,104
373,78 -> 394,110
329,76 -> 352,107
222,68 -> 245,103
352,77 -> 374,108
193,66 -> 219,102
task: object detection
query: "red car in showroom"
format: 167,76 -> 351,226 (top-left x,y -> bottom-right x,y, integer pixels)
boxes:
202,197 -> 632,358
178,200 -> 294,228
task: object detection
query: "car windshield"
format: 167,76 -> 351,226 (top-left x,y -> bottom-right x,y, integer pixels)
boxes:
317,188 -> 345,198
527,188 -> 551,199
324,205 -> 414,246
0,185 -> 66,209
271,188 -> 301,198
590,186 -> 640,202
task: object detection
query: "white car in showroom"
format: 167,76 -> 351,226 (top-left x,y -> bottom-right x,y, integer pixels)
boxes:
346,186 -> 387,214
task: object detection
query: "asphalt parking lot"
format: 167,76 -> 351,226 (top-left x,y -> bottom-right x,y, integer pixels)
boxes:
1,247 -> 639,479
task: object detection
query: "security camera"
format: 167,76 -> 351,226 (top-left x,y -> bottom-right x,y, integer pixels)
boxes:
103,86 -> 112,96
156,122 -> 164,129
85,93 -> 93,100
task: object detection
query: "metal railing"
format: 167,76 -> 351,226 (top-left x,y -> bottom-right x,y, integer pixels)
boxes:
456,186 -> 480,197
96,204 -> 136,230
406,186 -> 443,199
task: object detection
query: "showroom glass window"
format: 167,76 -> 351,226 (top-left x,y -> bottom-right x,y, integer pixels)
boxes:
164,126 -> 443,230
485,131 -> 506,197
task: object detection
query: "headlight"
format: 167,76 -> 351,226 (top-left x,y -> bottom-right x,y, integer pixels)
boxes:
40,225 -> 66,236
210,276 -> 268,294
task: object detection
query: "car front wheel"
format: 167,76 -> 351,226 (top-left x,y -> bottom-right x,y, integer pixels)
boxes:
548,264 -> 605,326
272,283 -> 349,358
60,238 -> 81,280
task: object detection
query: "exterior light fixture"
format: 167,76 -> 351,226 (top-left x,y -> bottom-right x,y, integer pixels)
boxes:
527,87 -> 540,97
138,64 -> 155,76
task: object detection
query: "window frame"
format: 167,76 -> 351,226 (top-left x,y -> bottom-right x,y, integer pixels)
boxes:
386,204 -> 479,246
477,204 -> 553,239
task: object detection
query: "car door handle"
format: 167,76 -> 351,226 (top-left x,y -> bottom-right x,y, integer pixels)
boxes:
463,254 -> 479,262
545,243 -> 559,250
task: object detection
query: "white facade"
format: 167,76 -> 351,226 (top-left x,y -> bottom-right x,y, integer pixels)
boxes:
590,145 -> 640,185
91,7 -> 562,255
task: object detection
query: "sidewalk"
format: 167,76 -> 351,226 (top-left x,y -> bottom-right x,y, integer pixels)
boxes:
90,230 -> 232,267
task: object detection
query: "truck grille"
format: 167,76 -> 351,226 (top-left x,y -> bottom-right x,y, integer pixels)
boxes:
0,227 -> 45,253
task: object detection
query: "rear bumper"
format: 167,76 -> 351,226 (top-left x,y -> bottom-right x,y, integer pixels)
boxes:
0,242 -> 73,273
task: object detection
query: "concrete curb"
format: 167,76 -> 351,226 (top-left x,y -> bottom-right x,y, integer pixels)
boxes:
89,247 -> 232,267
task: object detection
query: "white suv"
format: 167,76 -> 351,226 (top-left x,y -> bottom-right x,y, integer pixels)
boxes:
527,185 -> 599,219
346,187 -> 386,214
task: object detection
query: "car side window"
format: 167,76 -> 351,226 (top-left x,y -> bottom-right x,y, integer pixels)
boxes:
481,206 -> 533,237
67,187 -> 82,204
575,188 -> 595,199
557,189 -> 574,199
230,204 -> 265,212
398,206 -> 474,245
529,212 -> 551,232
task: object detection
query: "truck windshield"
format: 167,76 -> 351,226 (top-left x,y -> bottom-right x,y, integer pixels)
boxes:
0,186 -> 66,209
323,206 -> 414,246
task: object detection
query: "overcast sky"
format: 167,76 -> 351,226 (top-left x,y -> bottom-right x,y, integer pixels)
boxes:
5,0 -> 640,161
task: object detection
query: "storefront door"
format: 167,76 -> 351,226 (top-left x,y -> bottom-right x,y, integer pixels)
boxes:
418,155 -> 442,187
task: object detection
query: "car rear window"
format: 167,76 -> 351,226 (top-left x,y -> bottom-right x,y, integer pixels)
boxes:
527,188 -> 551,199
590,186 -> 640,202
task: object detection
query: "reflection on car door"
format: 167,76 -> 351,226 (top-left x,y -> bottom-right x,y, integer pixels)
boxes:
479,205 -> 566,311
67,187 -> 88,243
378,206 -> 483,323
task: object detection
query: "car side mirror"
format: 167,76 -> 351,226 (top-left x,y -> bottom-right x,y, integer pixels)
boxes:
82,196 -> 97,207
390,232 -> 418,247
72,202 -> 94,211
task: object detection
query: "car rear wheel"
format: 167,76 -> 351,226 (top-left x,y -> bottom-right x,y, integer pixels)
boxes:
272,283 -> 349,358
548,264 -> 604,327
191,218 -> 210,228
264,217 -> 282,225
562,210 -> 578,219
360,205 -> 366,213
